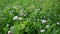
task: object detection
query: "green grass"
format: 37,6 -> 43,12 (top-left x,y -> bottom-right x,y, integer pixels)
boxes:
0,0 -> 60,34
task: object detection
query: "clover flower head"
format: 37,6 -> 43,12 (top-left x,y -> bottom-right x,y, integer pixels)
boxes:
8,30 -> 12,34
40,29 -> 45,33
42,20 -> 47,24
13,16 -> 18,20
46,25 -> 50,28
19,17 -> 23,20
6,24 -> 9,27
10,26 -> 14,30
57,22 -> 60,25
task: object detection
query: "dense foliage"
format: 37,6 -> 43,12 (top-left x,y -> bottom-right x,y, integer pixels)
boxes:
0,0 -> 60,34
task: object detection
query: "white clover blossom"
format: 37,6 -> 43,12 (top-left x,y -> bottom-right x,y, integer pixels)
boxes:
13,16 -> 18,20
19,17 -> 23,20
8,30 -> 12,34
13,5 -> 17,9
42,20 -> 47,24
40,19 -> 42,21
19,10 -> 24,16
20,11 -> 23,13
37,19 -> 40,21
40,29 -> 45,32
24,14 -> 26,16
10,26 -> 14,30
6,24 -> 9,27
57,22 -> 60,25
9,10 -> 14,13
45,25 -> 50,28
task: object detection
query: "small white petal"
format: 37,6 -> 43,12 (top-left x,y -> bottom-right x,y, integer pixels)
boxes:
37,19 -> 40,21
46,25 -> 50,28
19,17 -> 23,20
57,22 -> 60,25
24,14 -> 26,16
42,20 -> 47,24
6,24 -> 9,27
40,29 -> 45,32
13,6 -> 17,9
20,10 -> 23,12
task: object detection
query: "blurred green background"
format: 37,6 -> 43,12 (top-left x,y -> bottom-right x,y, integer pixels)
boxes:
0,0 -> 60,34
